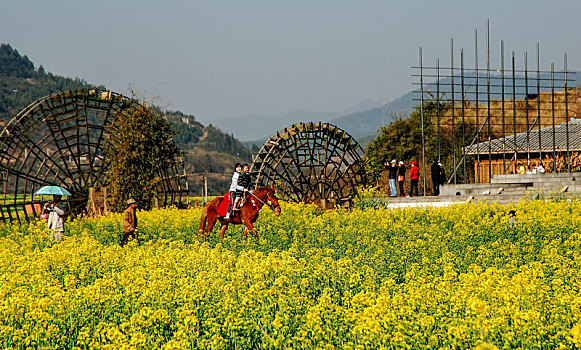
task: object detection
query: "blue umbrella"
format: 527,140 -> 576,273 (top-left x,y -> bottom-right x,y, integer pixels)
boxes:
34,185 -> 72,196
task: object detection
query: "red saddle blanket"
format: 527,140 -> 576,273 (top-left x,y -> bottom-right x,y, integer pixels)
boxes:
217,192 -> 231,217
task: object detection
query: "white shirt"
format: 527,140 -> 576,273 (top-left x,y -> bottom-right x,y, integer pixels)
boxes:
229,172 -> 244,192
48,202 -> 67,232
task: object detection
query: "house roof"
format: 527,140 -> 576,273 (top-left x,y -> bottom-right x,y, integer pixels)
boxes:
464,118 -> 581,155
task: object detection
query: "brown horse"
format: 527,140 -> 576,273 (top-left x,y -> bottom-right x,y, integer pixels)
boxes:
198,186 -> 281,240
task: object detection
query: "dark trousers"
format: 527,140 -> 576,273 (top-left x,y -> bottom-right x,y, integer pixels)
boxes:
226,191 -> 235,214
432,179 -> 440,196
121,230 -> 140,247
410,179 -> 419,197
398,181 -> 405,197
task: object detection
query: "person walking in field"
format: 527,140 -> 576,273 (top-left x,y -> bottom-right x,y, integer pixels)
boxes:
386,159 -> 398,197
120,198 -> 140,247
46,194 -> 67,241
225,163 -> 243,220
397,161 -> 406,197
409,161 -> 420,197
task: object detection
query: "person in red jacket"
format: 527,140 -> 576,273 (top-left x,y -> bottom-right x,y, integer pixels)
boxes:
409,161 -> 420,197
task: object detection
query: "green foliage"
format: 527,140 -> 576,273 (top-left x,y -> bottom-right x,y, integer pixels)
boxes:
353,186 -> 391,209
0,44 -> 35,78
366,100 -> 476,187
105,104 -> 182,212
0,43 -> 97,122
166,111 -> 251,160
199,125 -> 252,159
171,121 -> 203,145
162,110 -> 204,146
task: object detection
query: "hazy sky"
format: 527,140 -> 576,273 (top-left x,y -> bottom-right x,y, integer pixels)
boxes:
2,0 -> 580,122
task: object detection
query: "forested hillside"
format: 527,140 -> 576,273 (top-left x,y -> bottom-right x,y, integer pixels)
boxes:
0,44 -> 97,123
0,43 -> 251,194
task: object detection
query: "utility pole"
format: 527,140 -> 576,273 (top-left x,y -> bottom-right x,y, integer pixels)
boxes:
204,172 -> 208,203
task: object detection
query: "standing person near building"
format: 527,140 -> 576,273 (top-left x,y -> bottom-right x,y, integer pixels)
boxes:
387,159 -> 398,197
438,162 -> 446,188
409,161 -> 420,197
431,160 -> 441,196
121,198 -> 139,247
46,194 -> 67,241
526,163 -> 535,174
397,161 -> 406,197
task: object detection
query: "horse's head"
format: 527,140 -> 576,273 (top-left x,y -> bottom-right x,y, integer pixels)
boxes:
267,188 -> 281,216
257,186 -> 281,216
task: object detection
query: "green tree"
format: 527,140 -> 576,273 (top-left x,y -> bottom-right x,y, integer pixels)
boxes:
105,103 -> 182,212
0,44 -> 35,77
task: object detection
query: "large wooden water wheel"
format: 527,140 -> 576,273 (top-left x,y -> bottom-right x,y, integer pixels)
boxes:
0,89 -> 187,223
251,122 -> 367,208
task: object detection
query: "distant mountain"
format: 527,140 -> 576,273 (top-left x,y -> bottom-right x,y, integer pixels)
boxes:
203,100 -> 381,142
0,44 -> 100,125
204,71 -> 581,147
330,92 -> 416,140
337,100 -> 383,116
0,43 -> 251,194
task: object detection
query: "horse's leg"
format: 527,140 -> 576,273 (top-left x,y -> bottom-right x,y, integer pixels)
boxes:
241,220 -> 258,241
204,212 -> 219,241
199,198 -> 223,241
219,223 -> 228,239
198,205 -> 209,239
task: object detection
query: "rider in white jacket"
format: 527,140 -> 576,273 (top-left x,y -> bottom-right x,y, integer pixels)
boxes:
225,163 -> 243,219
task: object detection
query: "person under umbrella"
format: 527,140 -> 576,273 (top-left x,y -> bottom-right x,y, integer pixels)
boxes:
35,185 -> 71,241
45,195 -> 68,241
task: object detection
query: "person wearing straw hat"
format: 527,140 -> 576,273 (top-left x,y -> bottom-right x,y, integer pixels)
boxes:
121,198 -> 140,247
46,194 -> 68,241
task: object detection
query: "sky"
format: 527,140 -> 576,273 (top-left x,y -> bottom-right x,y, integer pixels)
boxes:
1,0 -> 580,123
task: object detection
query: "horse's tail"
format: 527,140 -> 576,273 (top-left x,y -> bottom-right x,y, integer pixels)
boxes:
198,203 -> 209,236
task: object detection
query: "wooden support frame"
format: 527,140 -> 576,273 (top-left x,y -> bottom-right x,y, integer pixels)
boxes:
251,122 -> 367,208
0,89 -> 188,223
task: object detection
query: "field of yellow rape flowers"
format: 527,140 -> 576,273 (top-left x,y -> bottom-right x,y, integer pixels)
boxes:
1,198 -> 581,349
